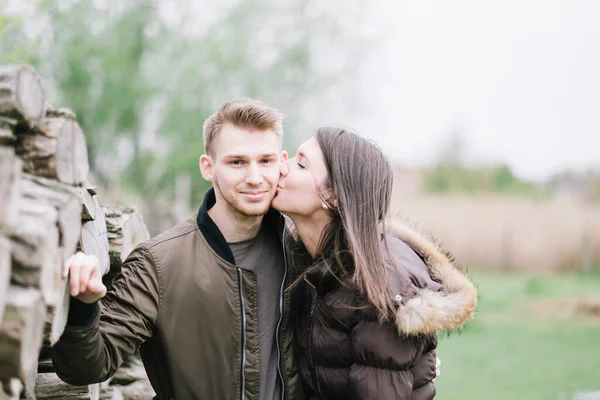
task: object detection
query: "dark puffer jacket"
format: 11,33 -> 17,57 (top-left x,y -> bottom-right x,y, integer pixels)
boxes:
292,223 -> 478,400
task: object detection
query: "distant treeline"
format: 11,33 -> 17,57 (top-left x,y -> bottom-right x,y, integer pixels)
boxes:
422,164 -> 550,198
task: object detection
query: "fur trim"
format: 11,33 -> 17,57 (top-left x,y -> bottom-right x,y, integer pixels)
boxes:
390,221 -> 478,334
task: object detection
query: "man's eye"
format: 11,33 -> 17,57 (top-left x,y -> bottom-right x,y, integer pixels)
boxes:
232,160 -> 244,165
261,159 -> 272,164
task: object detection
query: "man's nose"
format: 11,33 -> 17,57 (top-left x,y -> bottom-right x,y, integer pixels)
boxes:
245,163 -> 263,185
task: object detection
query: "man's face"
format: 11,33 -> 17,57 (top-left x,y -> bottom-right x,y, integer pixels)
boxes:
200,123 -> 286,217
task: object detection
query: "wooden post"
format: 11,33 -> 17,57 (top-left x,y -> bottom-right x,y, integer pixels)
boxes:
580,218 -> 593,272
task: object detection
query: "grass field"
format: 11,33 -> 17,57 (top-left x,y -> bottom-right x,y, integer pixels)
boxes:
435,270 -> 600,400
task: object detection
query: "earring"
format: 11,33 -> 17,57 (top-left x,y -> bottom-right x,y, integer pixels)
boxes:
322,202 -> 329,209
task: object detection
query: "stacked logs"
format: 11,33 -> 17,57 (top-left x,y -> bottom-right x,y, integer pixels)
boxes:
0,65 -> 151,399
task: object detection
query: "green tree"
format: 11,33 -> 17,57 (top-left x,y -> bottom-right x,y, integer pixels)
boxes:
0,0 -> 39,64
8,0 -> 370,231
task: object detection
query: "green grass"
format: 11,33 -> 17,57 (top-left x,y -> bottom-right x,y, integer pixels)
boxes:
435,270 -> 600,400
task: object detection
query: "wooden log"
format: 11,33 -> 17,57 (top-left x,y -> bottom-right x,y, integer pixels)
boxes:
103,206 -> 150,281
0,118 -> 16,145
86,182 -> 97,196
110,378 -> 155,399
99,386 -> 123,400
80,203 -> 110,276
0,378 -> 22,400
16,113 -> 89,185
79,183 -> 98,222
0,146 -> 22,228
21,174 -> 82,261
0,286 -> 45,381
37,358 -> 53,373
46,107 -> 76,120
0,236 -> 10,324
43,269 -> 70,347
21,359 -> 37,400
110,355 -> 146,385
90,383 -> 100,400
34,373 -> 100,399
0,64 -> 46,125
9,197 -> 59,304
34,372 -> 86,398
10,174 -> 80,304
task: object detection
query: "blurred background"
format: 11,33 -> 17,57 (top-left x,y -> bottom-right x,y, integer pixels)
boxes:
2,0 -> 599,399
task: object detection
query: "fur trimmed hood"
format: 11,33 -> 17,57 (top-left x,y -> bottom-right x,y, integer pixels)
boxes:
387,221 -> 478,335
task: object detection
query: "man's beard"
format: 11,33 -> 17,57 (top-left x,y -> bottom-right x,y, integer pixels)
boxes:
214,180 -> 271,217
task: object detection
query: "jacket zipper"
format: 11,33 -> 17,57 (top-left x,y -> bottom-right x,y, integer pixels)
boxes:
237,267 -> 246,400
275,228 -> 288,400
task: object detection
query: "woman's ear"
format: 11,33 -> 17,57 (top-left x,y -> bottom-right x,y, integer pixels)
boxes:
324,189 -> 339,209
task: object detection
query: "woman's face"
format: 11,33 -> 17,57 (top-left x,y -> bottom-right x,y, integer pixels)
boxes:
272,136 -> 330,218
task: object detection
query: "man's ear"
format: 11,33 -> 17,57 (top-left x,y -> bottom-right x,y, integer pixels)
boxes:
199,154 -> 214,182
280,150 -> 288,162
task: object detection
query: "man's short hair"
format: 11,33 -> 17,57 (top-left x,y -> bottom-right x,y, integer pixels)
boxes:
203,98 -> 284,156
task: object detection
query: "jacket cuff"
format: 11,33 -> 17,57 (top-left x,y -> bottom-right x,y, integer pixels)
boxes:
67,297 -> 99,326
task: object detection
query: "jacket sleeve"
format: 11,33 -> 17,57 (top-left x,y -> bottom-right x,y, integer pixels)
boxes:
51,246 -> 160,385
347,320 -> 437,400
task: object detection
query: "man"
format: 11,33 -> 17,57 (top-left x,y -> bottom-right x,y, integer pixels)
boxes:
52,98 -> 303,400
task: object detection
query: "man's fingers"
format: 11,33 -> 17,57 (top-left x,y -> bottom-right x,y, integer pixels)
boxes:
64,251 -> 84,279
88,280 -> 107,297
69,263 -> 81,297
65,252 -> 105,302
63,255 -> 73,279
79,264 -> 91,295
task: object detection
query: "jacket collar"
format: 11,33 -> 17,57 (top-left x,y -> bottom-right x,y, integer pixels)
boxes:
196,187 -> 284,265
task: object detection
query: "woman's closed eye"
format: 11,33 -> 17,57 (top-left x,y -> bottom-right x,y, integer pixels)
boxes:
297,162 -> 306,169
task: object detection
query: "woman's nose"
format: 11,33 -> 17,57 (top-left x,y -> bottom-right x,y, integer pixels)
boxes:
279,161 -> 289,177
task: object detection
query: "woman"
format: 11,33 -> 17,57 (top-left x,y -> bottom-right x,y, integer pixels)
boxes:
272,126 -> 477,399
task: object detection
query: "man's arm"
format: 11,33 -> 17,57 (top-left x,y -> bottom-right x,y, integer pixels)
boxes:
51,246 -> 159,385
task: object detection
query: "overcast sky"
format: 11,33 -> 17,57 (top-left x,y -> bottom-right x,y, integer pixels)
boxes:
346,0 -> 600,181
8,1 -> 598,180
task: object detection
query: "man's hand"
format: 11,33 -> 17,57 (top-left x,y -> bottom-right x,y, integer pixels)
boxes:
63,252 -> 107,304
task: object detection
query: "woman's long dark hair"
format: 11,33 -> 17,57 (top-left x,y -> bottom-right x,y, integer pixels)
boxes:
309,126 -> 398,321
